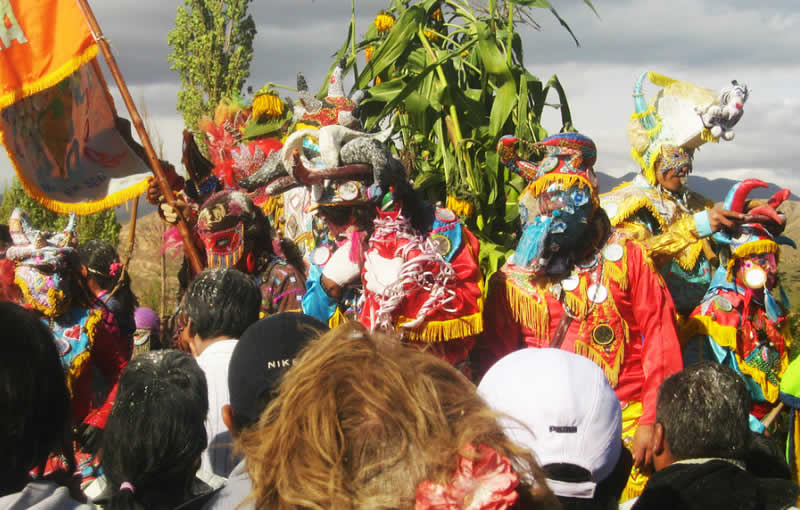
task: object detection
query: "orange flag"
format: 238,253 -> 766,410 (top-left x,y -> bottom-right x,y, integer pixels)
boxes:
0,0 -> 97,109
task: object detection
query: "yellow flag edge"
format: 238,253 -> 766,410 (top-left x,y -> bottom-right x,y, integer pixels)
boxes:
0,126 -> 149,215
0,44 -> 99,110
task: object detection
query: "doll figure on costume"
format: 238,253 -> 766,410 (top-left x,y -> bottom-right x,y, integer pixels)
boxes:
683,180 -> 794,431
6,208 -> 130,485
600,72 -> 749,315
482,132 -> 683,501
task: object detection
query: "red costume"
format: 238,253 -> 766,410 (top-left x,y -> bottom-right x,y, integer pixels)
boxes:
482,232 -> 682,424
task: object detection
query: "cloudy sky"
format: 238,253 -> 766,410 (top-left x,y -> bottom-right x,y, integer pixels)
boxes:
2,0 -> 799,194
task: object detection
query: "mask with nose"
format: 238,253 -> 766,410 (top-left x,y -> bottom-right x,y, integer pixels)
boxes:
500,132 -> 599,274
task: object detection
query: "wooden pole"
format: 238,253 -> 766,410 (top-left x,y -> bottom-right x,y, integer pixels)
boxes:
74,0 -> 203,274
761,402 -> 785,430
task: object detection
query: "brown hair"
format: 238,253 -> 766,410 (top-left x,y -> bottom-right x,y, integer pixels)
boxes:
239,322 -> 556,509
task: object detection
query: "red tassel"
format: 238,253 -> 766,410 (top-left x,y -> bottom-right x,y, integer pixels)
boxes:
348,230 -> 366,264
246,252 -> 256,273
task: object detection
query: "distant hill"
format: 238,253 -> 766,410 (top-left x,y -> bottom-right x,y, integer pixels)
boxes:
596,172 -> 799,203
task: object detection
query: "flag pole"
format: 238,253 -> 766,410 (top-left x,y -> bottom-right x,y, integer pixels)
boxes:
74,0 -> 203,274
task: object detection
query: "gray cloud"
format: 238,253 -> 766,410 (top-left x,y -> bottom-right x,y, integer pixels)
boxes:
2,0 -> 799,196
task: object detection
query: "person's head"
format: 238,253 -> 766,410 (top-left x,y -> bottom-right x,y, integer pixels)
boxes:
653,145 -> 693,193
181,267 -> 260,349
653,362 -> 751,471
0,302 -> 73,495
79,239 -> 138,313
196,190 -> 272,273
223,313 -> 327,436
133,307 -> 161,355
479,348 -> 631,510
102,350 -> 208,510
239,323 -> 557,509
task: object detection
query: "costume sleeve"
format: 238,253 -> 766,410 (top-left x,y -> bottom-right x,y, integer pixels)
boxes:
475,271 -> 523,379
260,262 -> 306,316
641,215 -> 704,261
626,242 -> 683,424
301,263 -> 340,324
86,310 -> 130,426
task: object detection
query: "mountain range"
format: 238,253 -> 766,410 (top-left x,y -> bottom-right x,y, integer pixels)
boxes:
595,172 -> 799,203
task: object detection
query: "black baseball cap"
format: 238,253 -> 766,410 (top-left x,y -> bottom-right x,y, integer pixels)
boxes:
228,312 -> 327,423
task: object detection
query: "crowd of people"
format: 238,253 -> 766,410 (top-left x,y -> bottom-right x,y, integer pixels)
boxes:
1,68 -> 799,510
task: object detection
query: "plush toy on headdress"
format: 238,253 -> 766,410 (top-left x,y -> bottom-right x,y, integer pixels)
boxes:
628,71 -> 749,185
683,179 -> 795,425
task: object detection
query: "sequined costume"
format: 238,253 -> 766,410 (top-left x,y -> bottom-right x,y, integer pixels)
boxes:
481,133 -> 683,501
600,71 -> 749,314
683,180 -> 794,427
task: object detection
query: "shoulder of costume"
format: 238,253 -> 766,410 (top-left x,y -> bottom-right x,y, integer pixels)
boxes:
600,179 -> 667,229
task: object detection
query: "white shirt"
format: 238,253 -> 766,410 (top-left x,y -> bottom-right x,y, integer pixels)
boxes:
196,339 -> 238,477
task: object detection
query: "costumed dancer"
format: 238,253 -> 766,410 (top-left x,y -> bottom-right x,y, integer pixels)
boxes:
481,133 -> 683,500
269,122 -> 483,372
6,209 -> 130,485
600,72 -> 750,315
683,180 -> 794,429
193,190 -> 306,318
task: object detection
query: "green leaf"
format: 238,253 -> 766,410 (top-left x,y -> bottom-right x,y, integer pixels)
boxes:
488,79 -> 517,139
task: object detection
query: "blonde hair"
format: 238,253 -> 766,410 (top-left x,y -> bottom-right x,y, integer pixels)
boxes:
239,322 -> 555,509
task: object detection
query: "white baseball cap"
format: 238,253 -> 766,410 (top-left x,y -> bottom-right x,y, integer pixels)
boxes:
477,348 -> 622,499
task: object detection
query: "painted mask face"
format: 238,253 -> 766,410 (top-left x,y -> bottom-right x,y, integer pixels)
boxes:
15,263 -> 71,318
514,182 -> 594,269
199,222 -> 245,268
737,253 -> 778,290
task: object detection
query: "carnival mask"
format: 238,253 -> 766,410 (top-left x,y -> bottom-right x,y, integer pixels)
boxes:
737,253 -> 778,290
199,222 -> 245,269
514,182 -> 593,270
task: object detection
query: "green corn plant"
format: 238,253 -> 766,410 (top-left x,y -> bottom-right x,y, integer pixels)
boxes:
323,0 -> 596,281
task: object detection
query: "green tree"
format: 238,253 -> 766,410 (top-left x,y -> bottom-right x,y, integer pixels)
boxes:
0,178 -> 121,247
167,0 -> 256,141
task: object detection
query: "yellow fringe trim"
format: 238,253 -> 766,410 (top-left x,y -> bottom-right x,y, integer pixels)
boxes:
575,337 -> 626,387
64,309 -> 101,399
261,195 -> 281,218
0,127 -> 150,215
399,311 -> 484,343
525,173 -> 599,209
0,46 -> 98,110
607,193 -> 668,232
631,105 -> 656,120
505,280 -> 549,340
14,275 -> 68,319
563,277 -> 588,319
682,314 -> 739,350
446,195 -> 474,218
700,128 -> 719,144
683,313 -> 785,402
604,247 -> 629,291
726,240 -> 780,281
